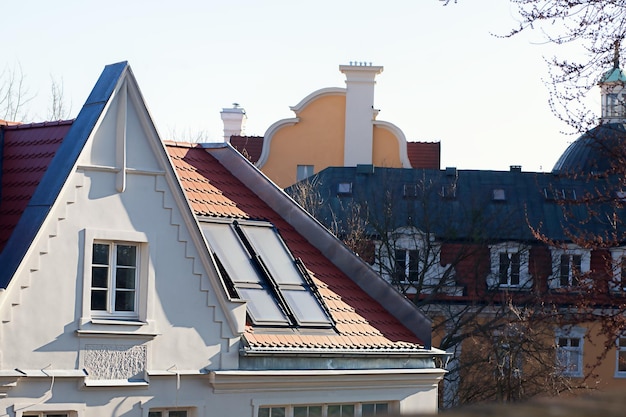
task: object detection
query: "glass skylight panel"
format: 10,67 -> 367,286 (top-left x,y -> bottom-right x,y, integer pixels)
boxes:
282,288 -> 333,325
200,220 -> 333,328
201,223 -> 261,284
239,224 -> 302,285
238,287 -> 289,324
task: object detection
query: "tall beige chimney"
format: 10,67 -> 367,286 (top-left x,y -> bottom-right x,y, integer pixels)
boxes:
339,62 -> 383,166
220,104 -> 247,142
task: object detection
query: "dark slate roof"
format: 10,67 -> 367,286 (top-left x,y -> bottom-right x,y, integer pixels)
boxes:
288,166 -> 626,243
552,123 -> 626,175
0,61 -> 129,289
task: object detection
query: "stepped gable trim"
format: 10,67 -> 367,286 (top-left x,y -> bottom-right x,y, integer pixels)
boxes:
205,143 -> 433,349
0,61 -> 129,289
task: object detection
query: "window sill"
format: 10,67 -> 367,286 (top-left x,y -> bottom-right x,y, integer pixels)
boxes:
83,379 -> 149,388
77,318 -> 159,337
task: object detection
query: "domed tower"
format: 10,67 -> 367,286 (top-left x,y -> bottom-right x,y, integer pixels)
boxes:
552,41 -> 626,175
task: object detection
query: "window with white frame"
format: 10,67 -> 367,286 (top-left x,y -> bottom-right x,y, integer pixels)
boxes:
610,248 -> 626,291
296,165 -> 314,182
556,327 -> 585,377
91,241 -> 139,317
549,247 -> 590,289
258,403 -> 390,417
393,249 -> 419,283
81,229 -> 152,327
489,243 -> 530,289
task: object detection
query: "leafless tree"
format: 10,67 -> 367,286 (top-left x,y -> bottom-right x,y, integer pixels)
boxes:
0,63 -> 34,122
47,76 -> 72,121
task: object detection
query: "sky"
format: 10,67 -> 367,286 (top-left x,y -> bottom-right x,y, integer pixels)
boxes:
2,0 -> 601,172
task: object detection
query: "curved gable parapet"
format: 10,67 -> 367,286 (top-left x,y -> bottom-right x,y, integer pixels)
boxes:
289,87 -> 346,114
373,120 -> 411,168
257,118 -> 299,168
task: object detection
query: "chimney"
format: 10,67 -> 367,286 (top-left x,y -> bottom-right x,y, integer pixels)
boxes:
220,103 -> 247,142
339,62 -> 383,166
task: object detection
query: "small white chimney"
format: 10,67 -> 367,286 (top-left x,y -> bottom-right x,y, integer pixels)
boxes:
339,62 -> 383,166
220,103 -> 247,142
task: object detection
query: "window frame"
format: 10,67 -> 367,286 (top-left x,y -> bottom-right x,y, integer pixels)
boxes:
393,248 -> 419,284
610,247 -> 626,291
91,241 -> 139,317
555,326 -> 585,377
488,243 -> 531,290
257,402 -> 392,417
201,220 -> 334,329
615,334 -> 626,378
549,247 -> 590,289
81,229 -> 153,325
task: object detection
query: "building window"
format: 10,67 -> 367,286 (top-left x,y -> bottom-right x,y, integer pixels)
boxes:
361,404 -> 388,416
91,242 -> 138,317
201,220 -> 333,328
616,335 -> 626,377
499,252 -> 520,286
337,182 -> 352,195
259,403 -> 389,417
149,410 -> 188,417
610,248 -> 626,291
559,254 -> 581,287
297,165 -> 314,181
549,248 -> 590,289
489,243 -> 530,289
394,249 -> 419,283
556,327 -> 584,377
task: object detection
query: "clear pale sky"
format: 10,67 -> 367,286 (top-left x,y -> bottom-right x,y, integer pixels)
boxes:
3,0 -> 599,172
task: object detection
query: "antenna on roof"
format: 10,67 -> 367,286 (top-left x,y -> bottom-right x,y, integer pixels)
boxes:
614,39 -> 621,69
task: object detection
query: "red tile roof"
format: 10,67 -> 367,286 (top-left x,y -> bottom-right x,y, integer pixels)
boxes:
229,135 -> 264,164
0,121 -> 73,251
165,141 -> 425,351
407,141 -> 440,169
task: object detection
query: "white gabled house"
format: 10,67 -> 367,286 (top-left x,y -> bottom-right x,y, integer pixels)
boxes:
0,62 -> 446,417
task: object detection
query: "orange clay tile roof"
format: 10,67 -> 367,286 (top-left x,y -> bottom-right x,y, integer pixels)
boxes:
230,135 -> 264,164
165,141 -> 425,351
407,141 -> 440,169
0,121 -> 73,251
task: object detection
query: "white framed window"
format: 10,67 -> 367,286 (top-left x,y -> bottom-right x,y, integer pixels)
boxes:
616,335 -> 626,378
556,326 -> 585,377
91,242 -> 138,316
377,227 -> 453,294
81,229 -> 153,326
393,249 -> 419,283
296,165 -> 314,181
610,248 -> 626,291
549,247 -> 590,289
258,403 -> 390,417
488,243 -> 530,289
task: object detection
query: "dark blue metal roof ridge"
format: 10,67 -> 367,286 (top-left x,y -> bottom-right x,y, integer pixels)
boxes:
0,61 -> 129,288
